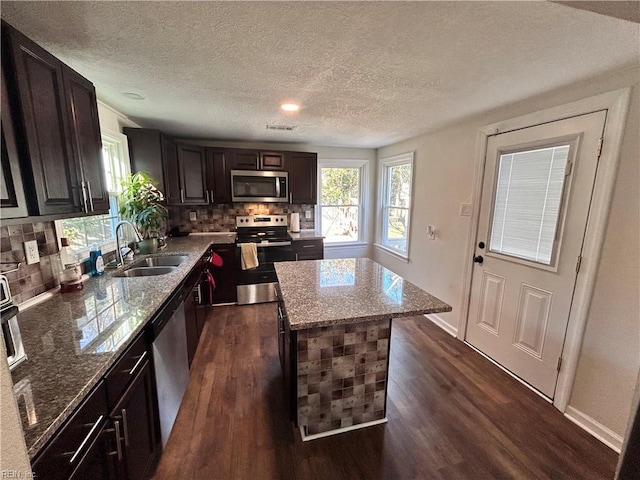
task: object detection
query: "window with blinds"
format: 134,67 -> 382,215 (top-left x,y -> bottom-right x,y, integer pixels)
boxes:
489,145 -> 570,265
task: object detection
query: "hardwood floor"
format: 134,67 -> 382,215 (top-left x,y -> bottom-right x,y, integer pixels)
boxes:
152,304 -> 618,480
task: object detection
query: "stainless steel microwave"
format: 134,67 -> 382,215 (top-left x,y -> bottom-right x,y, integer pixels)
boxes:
230,170 -> 288,203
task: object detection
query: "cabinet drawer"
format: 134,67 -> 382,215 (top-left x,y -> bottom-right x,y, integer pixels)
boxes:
105,334 -> 148,409
32,381 -> 108,480
293,239 -> 323,260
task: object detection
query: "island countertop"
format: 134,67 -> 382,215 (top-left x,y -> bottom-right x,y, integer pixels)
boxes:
275,258 -> 452,330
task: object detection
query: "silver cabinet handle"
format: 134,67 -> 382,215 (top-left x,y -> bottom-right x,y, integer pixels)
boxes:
302,244 -> 315,248
113,420 -> 123,461
180,189 -> 185,203
129,351 -> 147,376
289,192 -> 292,204
80,181 -> 89,213
86,180 -> 94,211
205,190 -> 210,203
121,409 -> 130,447
69,415 -> 104,464
210,190 -> 215,203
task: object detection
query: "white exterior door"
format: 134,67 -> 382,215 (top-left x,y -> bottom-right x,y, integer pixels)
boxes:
466,111 -> 607,398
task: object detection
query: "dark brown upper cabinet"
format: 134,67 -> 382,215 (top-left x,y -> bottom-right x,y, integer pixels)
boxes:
287,151 -> 317,204
176,144 -> 207,205
1,60 -> 28,219
162,137 -> 181,205
230,149 -> 260,170
63,67 -> 109,214
206,148 -> 232,204
2,22 -> 107,217
260,151 -> 286,170
123,127 -> 167,195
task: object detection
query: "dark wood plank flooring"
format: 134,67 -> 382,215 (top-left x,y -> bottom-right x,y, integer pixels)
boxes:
152,304 -> 618,479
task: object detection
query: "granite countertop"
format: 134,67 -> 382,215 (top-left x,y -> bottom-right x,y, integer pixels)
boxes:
288,230 -> 324,240
275,258 -> 452,331
10,235 -> 218,458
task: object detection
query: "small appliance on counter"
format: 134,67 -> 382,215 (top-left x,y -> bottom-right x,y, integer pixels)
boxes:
0,274 -> 27,370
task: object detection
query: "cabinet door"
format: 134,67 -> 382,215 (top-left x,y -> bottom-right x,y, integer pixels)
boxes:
177,144 -> 207,205
184,283 -> 199,367
162,136 -> 182,205
63,67 -> 109,214
112,360 -> 159,480
260,151 -> 286,170
287,152 -> 317,204
230,149 -> 259,170
206,148 -> 232,203
68,424 -> 118,480
4,24 -> 80,215
209,245 -> 237,304
123,128 -> 166,194
1,61 -> 28,218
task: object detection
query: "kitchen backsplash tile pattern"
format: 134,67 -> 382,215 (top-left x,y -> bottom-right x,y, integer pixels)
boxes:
0,222 -> 62,305
167,203 -> 315,233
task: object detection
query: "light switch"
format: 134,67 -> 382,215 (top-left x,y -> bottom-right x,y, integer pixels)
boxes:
459,203 -> 472,217
305,210 -> 311,219
189,211 -> 197,221
24,240 -> 40,265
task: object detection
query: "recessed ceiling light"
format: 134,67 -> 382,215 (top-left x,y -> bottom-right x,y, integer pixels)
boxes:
123,92 -> 145,100
280,103 -> 300,112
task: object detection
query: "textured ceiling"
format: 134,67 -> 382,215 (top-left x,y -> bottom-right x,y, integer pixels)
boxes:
1,1 -> 638,148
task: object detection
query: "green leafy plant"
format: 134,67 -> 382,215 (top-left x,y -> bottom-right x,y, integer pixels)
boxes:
118,172 -> 168,239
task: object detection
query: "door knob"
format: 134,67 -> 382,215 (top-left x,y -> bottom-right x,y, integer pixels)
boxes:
473,255 -> 484,264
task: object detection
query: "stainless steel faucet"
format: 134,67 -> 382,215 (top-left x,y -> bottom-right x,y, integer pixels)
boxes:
115,220 -> 143,267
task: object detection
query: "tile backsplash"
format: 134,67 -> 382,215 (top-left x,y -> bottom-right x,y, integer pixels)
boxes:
167,203 -> 315,233
0,222 -> 62,305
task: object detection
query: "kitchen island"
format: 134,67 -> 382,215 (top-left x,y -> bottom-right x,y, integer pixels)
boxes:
275,258 -> 452,439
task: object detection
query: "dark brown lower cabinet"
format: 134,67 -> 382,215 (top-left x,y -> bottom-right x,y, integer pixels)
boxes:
276,288 -> 297,420
110,359 -> 159,480
208,245 -> 237,304
68,424 -> 117,480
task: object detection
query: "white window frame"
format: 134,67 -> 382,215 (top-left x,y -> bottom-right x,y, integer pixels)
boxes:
316,159 -> 369,246
55,130 -> 131,260
376,152 -> 414,260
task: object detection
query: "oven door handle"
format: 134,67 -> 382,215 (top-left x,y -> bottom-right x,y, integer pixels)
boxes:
237,241 -> 292,248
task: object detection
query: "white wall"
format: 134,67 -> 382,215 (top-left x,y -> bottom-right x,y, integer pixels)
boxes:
97,100 -> 142,134
0,336 -> 31,476
374,63 -> 639,440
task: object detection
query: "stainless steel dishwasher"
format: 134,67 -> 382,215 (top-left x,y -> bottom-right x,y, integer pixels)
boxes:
151,291 -> 190,447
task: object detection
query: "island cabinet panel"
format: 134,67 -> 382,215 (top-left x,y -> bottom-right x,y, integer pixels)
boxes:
295,319 -> 391,436
177,144 -> 207,205
1,60 -> 28,218
287,152 -> 317,204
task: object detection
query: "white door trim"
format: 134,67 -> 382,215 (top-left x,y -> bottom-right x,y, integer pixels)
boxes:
458,88 -> 632,412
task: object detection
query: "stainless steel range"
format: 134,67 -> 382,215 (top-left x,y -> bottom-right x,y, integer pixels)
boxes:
235,215 -> 294,305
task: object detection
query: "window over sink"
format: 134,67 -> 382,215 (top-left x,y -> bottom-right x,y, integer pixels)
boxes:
55,130 -> 131,259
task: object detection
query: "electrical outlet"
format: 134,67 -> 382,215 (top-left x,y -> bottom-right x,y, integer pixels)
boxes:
189,211 -> 197,221
305,210 -> 311,219
459,203 -> 472,217
24,240 -> 40,265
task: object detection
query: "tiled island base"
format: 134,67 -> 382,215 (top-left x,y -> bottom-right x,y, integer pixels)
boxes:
296,318 -> 392,439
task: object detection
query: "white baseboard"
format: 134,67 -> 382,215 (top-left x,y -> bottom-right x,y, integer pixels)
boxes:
564,405 -> 623,452
424,314 -> 457,337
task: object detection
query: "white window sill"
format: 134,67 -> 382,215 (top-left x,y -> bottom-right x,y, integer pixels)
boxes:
374,243 -> 409,263
324,242 -> 369,248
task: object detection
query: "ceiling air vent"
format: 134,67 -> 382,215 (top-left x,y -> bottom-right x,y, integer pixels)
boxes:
266,124 -> 297,131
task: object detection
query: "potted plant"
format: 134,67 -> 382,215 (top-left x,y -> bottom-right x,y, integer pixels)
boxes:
119,172 -> 168,254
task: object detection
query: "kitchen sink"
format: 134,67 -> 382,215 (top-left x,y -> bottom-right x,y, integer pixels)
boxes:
116,266 -> 178,277
132,254 -> 188,268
